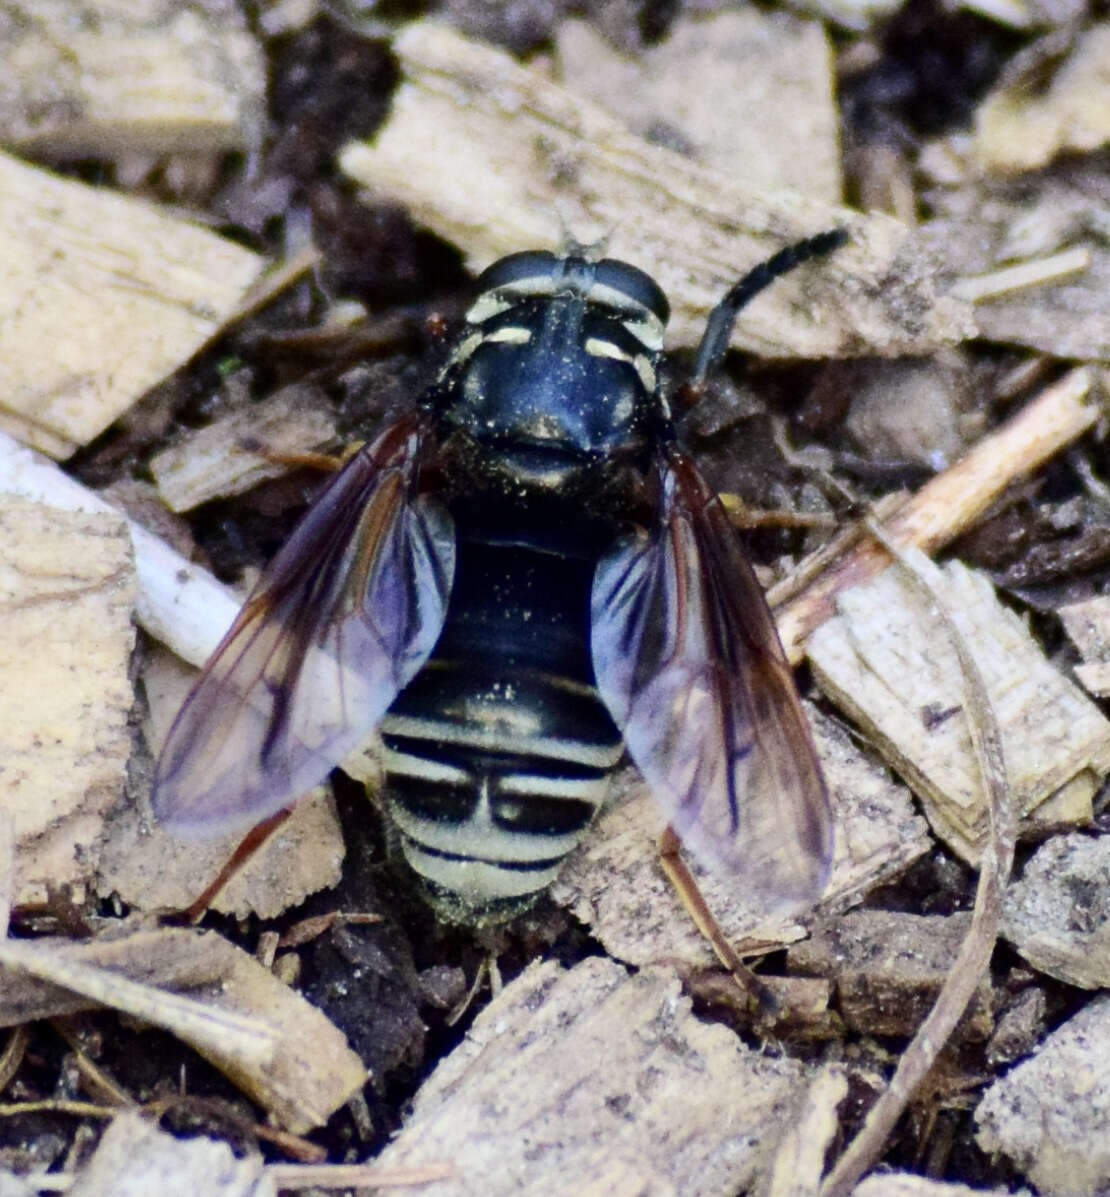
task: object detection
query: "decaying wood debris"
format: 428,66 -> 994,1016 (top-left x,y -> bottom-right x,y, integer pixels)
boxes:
55,1111 -> 272,1197
0,1109 -> 455,1196
808,554 -> 1110,861
0,925 -> 367,1133
98,642 -> 344,920
554,11 -> 842,203
771,367 -> 1099,662
1059,589 -> 1110,697
552,705 -> 932,968
0,151 -> 264,459
0,499 -> 135,907
371,958 -> 812,1197
976,995 -> 1110,1196
1000,831 -> 1110,988
149,385 -> 339,514
0,0 -> 265,158
340,21 -> 974,357
0,429 -> 241,667
4,4 -> 1110,1195
971,26 -> 1110,175
787,910 -> 994,1040
854,1179 -> 1022,1197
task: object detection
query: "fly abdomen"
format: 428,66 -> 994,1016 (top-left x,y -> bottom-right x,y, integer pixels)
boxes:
379,530 -> 623,922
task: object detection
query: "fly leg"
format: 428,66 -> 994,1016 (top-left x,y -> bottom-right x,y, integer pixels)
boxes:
657,826 -> 777,1016
180,808 -> 293,923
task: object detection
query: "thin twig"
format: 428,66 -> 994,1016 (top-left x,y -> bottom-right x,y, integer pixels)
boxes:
0,1025 -> 30,1095
266,1162 -> 457,1190
0,1099 -> 117,1119
819,525 -> 1015,1197
50,1020 -> 137,1109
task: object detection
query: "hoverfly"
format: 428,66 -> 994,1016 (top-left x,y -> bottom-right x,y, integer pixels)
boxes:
153,232 -> 843,924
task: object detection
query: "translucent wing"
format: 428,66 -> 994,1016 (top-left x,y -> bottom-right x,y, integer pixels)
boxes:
153,412 -> 454,832
591,446 -> 831,910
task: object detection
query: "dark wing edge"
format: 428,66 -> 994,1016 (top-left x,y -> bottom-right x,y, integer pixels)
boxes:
152,411 -> 454,833
590,445 -> 832,911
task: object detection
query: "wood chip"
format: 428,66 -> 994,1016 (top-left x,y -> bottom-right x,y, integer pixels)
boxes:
854,1176 -> 1022,1196
952,244 -> 1110,360
0,429 -> 241,668
1000,831 -> 1110,988
1058,590 -> 1110,697
67,1110 -> 272,1197
975,994 -> 1110,1196
0,150 -> 265,458
0,1168 -> 35,1196
555,11 -> 841,203
948,246 -> 1090,302
973,27 -> 1110,174
985,986 -> 1046,1068
98,643 -> 344,920
551,705 -> 930,969
807,552 -> 1110,863
788,910 -> 994,1040
150,385 -> 338,513
0,0 -> 266,158
372,957 -> 809,1197
920,144 -> 1110,358
0,925 -> 367,1133
765,1067 -> 847,1197
791,0 -> 904,31
0,499 -> 135,907
340,21 -> 972,358
0,435 -> 345,920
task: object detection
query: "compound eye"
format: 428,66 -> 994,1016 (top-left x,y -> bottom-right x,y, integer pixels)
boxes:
592,260 -> 670,325
473,252 -> 561,297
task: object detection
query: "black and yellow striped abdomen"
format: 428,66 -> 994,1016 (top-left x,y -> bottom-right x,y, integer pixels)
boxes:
380,526 -> 623,922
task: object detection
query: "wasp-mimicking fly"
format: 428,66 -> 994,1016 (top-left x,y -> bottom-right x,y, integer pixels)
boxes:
153,232 -> 844,924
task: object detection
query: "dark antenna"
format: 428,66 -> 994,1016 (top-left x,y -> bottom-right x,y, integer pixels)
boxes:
691,228 -> 849,386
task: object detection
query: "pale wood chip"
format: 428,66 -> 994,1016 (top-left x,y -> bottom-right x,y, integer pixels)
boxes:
68,1110 -> 273,1197
973,27 -> 1110,174
372,957 -> 809,1197
1000,831 -> 1110,988
854,1176 -> 1025,1196
920,139 -> 1110,358
555,11 -> 841,203
0,150 -> 265,457
0,429 -> 241,668
0,0 -> 265,158
0,499 -> 135,907
340,21 -> 973,358
1058,591 -> 1110,698
552,705 -> 930,969
976,994 -> 1110,1196
150,386 -> 338,513
765,1068 -> 847,1197
786,0 -> 903,30
933,231 -> 1110,360
0,1167 -> 35,1196
808,554 -> 1110,863
788,910 -> 994,1040
0,925 -> 367,1133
